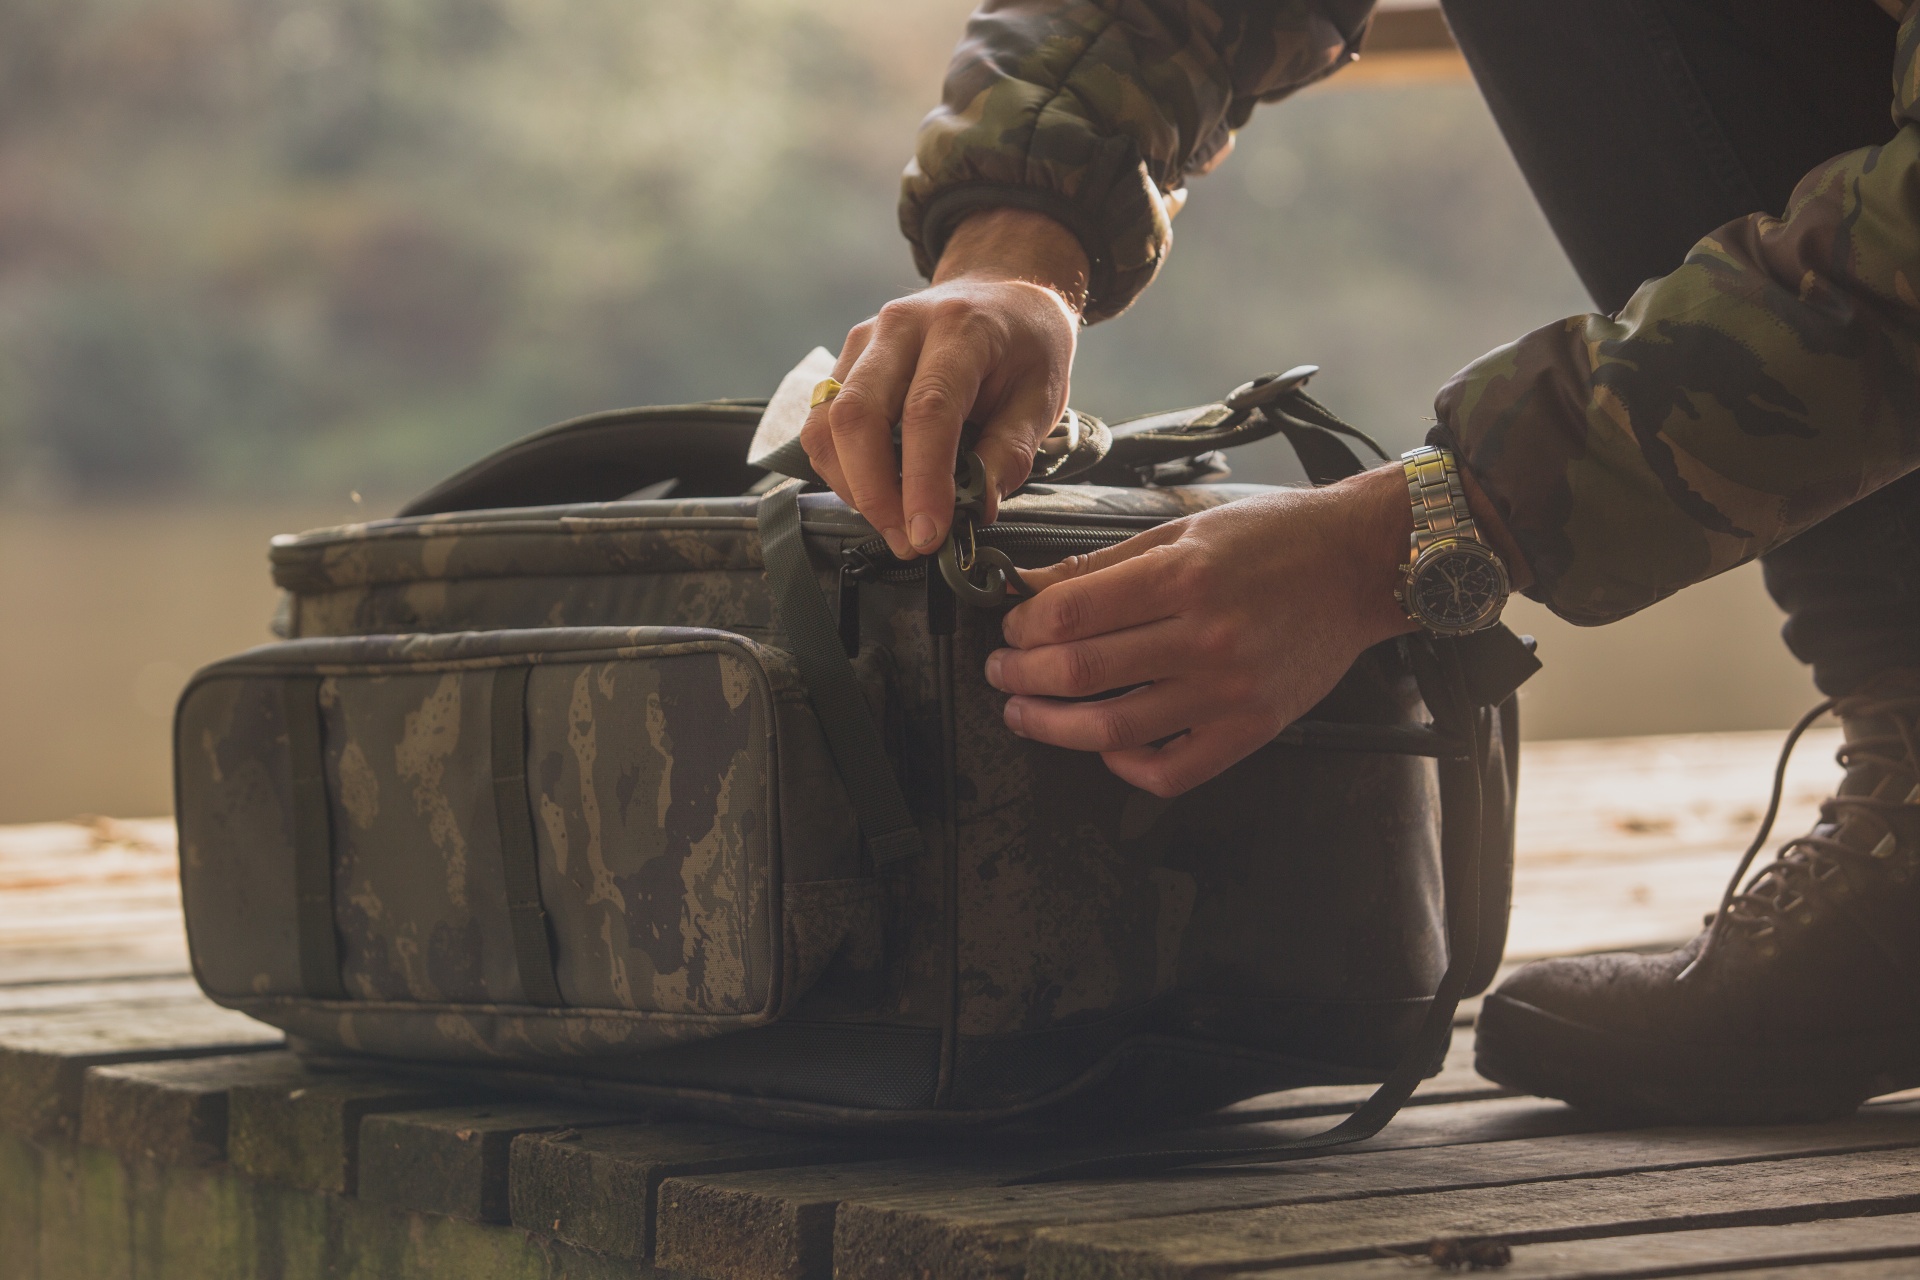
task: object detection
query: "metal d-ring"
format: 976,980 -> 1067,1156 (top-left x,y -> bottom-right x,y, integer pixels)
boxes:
932,448 -> 1036,607
953,449 -> 991,512
936,513 -> 1034,607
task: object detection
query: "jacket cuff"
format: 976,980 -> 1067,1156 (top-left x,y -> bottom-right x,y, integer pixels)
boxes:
1423,416 -> 1562,616
902,178 -> 1170,324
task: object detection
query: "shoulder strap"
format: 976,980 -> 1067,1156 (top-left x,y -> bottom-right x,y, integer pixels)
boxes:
757,478 -> 925,868
1005,636 -> 1495,1184
1088,367 -> 1392,488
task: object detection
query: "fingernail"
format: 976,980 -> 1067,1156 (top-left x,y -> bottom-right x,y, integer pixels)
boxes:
1004,699 -> 1026,736
985,650 -> 1004,689
882,527 -> 912,558
908,513 -> 938,551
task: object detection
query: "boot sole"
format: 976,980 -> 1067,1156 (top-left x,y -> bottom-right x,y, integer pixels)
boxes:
1475,992 -> 1920,1126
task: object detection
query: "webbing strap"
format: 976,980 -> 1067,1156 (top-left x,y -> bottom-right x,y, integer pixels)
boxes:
491,665 -> 565,1006
283,677 -> 348,1000
757,479 -> 925,867
1007,641 -> 1487,1184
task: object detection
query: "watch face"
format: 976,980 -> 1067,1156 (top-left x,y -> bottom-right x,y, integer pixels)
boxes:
1407,541 -> 1509,634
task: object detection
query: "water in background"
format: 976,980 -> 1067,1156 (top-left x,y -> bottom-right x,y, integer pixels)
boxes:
0,1 -> 1821,821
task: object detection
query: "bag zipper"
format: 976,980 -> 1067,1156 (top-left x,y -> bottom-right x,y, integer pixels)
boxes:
837,522 -> 1145,653
842,522 -> 1142,582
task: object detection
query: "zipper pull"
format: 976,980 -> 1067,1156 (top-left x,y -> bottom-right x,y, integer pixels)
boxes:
838,543 -> 883,656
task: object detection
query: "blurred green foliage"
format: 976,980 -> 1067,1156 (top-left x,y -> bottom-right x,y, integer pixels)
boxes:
0,0 -> 1592,502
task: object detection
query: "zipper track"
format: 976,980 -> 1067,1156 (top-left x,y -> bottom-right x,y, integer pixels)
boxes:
841,522 -> 1142,584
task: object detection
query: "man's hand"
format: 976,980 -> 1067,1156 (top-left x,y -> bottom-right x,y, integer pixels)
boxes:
801,208 -> 1088,561
986,466 -> 1421,798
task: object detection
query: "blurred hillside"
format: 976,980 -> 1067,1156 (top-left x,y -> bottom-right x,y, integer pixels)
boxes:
0,0 -> 1593,502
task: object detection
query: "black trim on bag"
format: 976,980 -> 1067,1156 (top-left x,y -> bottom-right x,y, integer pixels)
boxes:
283,676 -> 348,1000
490,665 -> 565,1007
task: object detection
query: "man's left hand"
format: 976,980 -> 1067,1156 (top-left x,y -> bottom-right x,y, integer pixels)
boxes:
987,466 -> 1418,797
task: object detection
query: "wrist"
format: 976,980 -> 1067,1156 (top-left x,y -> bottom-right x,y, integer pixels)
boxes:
932,207 -> 1090,317
1339,464 -> 1422,645
1349,445 -> 1532,641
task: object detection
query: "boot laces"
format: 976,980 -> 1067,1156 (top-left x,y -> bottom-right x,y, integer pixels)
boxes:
1679,690 -> 1920,979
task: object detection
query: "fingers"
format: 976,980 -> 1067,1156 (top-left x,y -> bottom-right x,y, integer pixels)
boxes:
1001,527 -> 1188,648
1101,717 -> 1280,798
831,309 -> 928,558
985,617 -> 1181,699
973,379 -> 1056,525
1000,679 -> 1226,755
799,326 -> 869,509
898,307 -> 996,555
1014,519 -> 1185,596
798,275 -> 1077,559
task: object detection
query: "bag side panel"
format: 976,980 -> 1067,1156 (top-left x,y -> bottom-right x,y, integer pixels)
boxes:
943,633 -> 1449,1109
1154,645 -> 1446,1068
528,651 -> 773,1016
175,675 -> 306,999
178,630 -> 818,1067
322,669 -> 525,1003
950,606 -> 1168,1039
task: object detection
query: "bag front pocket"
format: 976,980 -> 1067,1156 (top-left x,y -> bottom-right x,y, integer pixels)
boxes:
176,625 -> 856,1036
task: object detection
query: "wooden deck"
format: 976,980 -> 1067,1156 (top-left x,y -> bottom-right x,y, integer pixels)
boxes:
9,727 -> 1920,1280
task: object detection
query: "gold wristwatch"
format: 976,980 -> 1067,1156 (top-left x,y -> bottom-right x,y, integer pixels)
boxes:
1394,445 -> 1510,636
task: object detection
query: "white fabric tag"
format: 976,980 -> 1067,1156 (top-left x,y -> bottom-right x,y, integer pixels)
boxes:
748,346 -> 837,472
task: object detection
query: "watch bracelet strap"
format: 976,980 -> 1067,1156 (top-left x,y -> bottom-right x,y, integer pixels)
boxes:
1403,445 -> 1479,556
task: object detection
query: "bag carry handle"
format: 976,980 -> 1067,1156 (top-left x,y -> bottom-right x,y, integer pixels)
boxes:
1005,630 -> 1528,1184
397,403 -> 767,517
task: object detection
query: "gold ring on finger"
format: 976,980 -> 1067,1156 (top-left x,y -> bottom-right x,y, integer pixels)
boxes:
810,377 -> 843,409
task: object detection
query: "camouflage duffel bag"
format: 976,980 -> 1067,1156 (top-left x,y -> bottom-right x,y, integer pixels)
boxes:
173,358 -> 1535,1141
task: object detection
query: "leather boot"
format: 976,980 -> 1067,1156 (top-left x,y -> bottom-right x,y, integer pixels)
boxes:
1475,671 -> 1920,1123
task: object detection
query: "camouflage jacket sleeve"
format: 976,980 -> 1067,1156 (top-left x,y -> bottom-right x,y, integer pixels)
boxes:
1433,12 -> 1920,627
900,0 -> 1375,322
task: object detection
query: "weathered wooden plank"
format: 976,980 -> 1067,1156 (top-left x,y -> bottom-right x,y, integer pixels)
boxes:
358,1102 -> 634,1224
79,1049 -> 310,1167
1016,1146 -> 1920,1279
0,976 -> 204,1017
0,1128 -> 40,1277
637,1020 -> 1502,1278
509,1120 -> 861,1262
1504,729 -> 1840,959
655,1097 -> 1596,1280
834,1107 -> 1920,1280
1265,1210 -> 1920,1278
659,1149 -> 1026,1280
227,1068 -> 457,1194
0,943 -> 192,987
0,1002 -> 282,1141
6,1127 -> 680,1280
0,818 -> 194,986
1725,1265 -> 1920,1280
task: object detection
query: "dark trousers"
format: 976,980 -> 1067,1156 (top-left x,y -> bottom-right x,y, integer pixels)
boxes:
1441,0 -> 1920,696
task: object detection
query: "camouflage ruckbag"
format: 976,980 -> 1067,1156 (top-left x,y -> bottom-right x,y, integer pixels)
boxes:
173,356 -> 1534,1151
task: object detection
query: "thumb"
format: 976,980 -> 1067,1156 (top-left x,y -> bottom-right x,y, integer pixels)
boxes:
974,381 -> 1061,524
1018,519 -> 1186,593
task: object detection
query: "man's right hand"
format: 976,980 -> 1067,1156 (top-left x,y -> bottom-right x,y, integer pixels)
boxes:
800,207 -> 1089,561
